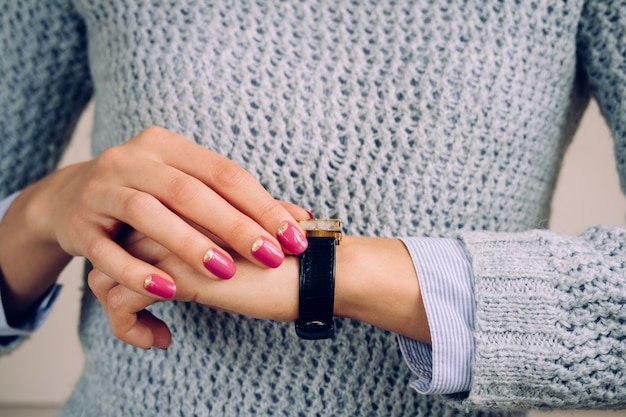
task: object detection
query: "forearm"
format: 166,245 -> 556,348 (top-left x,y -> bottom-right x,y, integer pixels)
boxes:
0,182 -> 71,325
334,236 -> 431,344
98,233 -> 433,348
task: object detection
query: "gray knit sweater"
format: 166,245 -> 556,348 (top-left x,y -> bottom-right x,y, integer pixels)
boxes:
1,0 -> 625,415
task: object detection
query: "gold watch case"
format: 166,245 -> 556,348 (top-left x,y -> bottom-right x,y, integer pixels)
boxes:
297,219 -> 342,245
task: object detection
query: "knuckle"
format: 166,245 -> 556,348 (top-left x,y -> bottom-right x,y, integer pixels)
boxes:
106,287 -> 127,312
87,269 -> 105,293
256,198 -> 284,220
212,159 -> 251,190
121,192 -> 155,220
176,232 -> 204,257
84,237 -> 108,265
116,260 -> 142,289
226,217 -> 254,243
165,175 -> 200,205
96,146 -> 127,172
141,125 -> 169,138
135,126 -> 173,147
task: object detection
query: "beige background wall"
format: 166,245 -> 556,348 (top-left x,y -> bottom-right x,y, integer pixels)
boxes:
0,101 -> 625,416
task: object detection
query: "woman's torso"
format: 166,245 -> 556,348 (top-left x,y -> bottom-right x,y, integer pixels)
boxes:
62,1 -> 587,415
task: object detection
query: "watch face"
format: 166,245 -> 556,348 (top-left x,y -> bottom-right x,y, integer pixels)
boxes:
298,219 -> 342,244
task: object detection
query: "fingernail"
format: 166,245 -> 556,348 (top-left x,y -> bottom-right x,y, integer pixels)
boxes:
251,237 -> 284,268
305,210 -> 315,219
143,275 -> 176,299
277,222 -> 308,254
203,248 -> 236,279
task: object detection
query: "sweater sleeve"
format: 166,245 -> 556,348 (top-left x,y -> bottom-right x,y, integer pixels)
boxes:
447,2 -> 626,410
0,0 -> 93,354
455,228 -> 626,411
576,1 -> 626,192
0,0 -> 93,199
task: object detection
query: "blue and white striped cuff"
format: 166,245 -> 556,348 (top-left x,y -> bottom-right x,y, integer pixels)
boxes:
398,237 -> 475,395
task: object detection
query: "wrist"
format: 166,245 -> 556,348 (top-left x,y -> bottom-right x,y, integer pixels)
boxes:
21,168 -> 75,246
0,180 -> 71,320
333,236 -> 431,343
332,235 -> 362,319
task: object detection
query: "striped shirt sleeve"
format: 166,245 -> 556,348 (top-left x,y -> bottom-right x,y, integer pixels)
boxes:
397,237 -> 475,395
0,284 -> 62,337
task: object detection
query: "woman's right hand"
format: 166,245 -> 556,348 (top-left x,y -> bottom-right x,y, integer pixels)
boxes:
0,126 -> 309,319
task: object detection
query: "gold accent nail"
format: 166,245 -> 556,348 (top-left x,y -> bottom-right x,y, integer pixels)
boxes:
251,238 -> 264,252
143,276 -> 153,289
203,249 -> 214,263
277,222 -> 289,235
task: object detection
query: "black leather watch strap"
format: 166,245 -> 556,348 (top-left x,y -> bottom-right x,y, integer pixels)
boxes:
295,236 -> 336,339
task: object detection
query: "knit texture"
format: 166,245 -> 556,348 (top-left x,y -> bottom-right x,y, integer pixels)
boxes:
0,0 -> 92,197
461,227 -> 626,411
1,0 -> 625,415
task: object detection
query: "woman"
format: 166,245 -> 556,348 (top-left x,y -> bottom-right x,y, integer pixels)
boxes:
1,1 -> 625,416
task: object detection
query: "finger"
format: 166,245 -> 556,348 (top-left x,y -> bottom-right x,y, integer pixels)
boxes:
88,264 -> 119,303
102,185 -> 236,280
279,201 -> 314,221
130,128 -> 308,259
119,158 -> 297,265
117,231 -> 169,265
88,269 -> 171,350
120,231 -> 207,303
137,309 -> 172,350
83,227 -> 177,300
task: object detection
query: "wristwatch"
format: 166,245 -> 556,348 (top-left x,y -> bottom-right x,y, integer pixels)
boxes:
295,219 -> 342,340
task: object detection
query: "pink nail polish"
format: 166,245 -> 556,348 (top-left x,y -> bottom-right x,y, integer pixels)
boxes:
305,210 -> 315,219
143,275 -> 176,299
203,249 -> 236,279
251,237 -> 284,268
277,222 -> 308,254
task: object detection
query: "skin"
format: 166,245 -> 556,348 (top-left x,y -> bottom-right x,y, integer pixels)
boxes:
88,233 -> 431,350
0,126 -> 430,349
0,127 -> 307,326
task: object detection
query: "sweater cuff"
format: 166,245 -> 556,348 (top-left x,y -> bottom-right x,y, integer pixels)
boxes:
398,237 -> 475,395
457,228 -> 626,410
